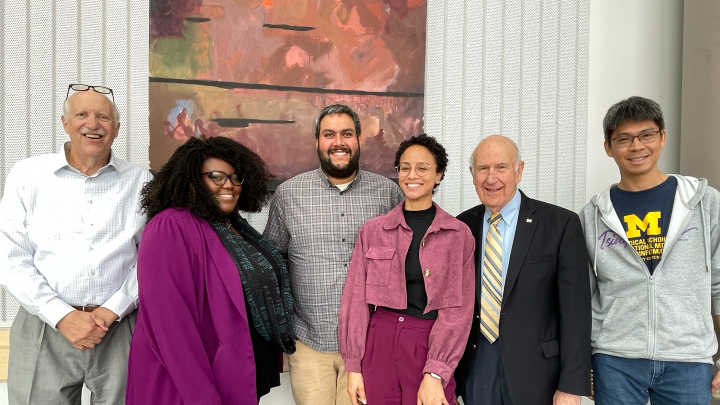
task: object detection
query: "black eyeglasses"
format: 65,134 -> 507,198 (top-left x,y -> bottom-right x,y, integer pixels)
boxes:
202,171 -> 244,186
65,84 -> 115,104
611,130 -> 661,148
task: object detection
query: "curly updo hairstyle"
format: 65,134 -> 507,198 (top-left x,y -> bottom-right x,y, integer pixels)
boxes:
393,133 -> 448,190
140,136 -> 274,222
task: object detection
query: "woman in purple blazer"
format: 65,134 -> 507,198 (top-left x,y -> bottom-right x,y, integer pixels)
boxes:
126,136 -> 296,404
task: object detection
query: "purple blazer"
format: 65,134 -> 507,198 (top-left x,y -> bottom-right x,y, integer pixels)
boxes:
126,208 -> 257,404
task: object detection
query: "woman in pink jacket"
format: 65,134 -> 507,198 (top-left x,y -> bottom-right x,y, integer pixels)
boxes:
339,134 -> 476,405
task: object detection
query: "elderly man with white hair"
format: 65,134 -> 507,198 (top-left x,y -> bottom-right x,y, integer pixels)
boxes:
0,84 -> 152,404
454,135 -> 592,405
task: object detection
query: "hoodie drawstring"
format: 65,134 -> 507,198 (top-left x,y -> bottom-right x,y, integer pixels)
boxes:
701,199 -> 710,272
593,205 -> 599,276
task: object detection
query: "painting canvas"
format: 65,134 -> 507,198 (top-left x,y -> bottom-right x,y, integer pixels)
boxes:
149,0 -> 427,186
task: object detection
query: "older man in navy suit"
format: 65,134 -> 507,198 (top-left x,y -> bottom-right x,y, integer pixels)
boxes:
455,135 -> 591,405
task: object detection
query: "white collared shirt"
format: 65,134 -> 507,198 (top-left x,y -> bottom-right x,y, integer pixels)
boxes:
0,142 -> 152,328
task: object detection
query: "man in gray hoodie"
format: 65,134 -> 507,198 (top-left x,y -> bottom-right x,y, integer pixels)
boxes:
580,96 -> 720,404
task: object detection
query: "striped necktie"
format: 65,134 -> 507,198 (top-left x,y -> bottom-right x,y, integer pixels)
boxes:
480,212 -> 503,343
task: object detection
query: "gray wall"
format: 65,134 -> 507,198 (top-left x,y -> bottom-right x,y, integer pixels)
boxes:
681,1 -> 720,403
681,0 -> 720,189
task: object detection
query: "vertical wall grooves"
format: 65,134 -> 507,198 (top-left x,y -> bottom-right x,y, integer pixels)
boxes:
518,0 -> 524,155
480,1 -> 486,144
52,0 -> 57,151
25,1 -> 31,158
0,0 -> 5,195
77,0 -> 81,81
575,0 -> 589,209
554,2 -> 561,202
572,2 -> 579,201
536,2 -> 543,190
425,0 -> 588,215
102,0 -> 107,85
440,0 -> 448,207
500,1 -> 505,132
460,0 -> 467,210
126,0 -> 132,158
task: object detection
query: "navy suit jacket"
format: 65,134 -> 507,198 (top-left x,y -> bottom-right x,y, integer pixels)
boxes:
455,191 -> 591,405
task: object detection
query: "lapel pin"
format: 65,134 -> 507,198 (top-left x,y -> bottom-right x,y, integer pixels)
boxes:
526,218 -> 532,223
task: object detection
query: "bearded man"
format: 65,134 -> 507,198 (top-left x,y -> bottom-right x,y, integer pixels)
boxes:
264,104 -> 403,405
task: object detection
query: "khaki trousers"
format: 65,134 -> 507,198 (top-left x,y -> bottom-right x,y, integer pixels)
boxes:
288,340 -> 352,405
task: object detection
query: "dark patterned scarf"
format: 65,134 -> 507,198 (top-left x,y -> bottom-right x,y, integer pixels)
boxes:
210,216 -> 296,354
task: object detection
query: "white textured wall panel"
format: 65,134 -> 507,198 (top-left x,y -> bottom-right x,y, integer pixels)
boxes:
439,1 -> 465,209
556,0 -> 578,209
0,0 -> 149,324
461,1 -> 484,208
537,1 -> 559,205
3,1 -> 29,185
80,0 -> 103,85
128,0 -> 150,166
519,0 -> 541,199
29,1 -> 53,157
427,0 -> 589,215
575,0 -> 589,209
482,0 -> 503,141
502,1 -> 522,142
107,0 -> 130,161
424,1 -> 445,143
55,1 -> 79,153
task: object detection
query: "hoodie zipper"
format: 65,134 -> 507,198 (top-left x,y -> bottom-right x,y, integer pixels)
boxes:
598,214 -> 669,360
648,275 -> 655,358
646,206 -> 698,358
600,215 -> 655,357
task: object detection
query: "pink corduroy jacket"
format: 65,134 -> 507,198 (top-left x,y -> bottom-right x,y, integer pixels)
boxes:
338,202 -> 476,386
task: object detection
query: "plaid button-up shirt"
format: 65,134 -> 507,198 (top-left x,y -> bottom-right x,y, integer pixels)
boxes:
263,168 -> 403,352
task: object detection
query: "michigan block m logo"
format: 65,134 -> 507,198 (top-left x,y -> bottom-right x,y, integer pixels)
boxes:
623,212 -> 661,238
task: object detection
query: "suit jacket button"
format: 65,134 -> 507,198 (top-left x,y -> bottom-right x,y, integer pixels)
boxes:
476,314 -> 480,319
473,344 -> 477,349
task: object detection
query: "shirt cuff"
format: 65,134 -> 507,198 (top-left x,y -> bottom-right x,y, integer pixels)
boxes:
101,292 -> 137,321
343,358 -> 362,373
422,359 -> 453,388
38,298 -> 75,329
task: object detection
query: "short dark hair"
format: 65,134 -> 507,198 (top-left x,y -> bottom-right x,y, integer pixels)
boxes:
140,136 -> 273,222
603,96 -> 665,141
314,104 -> 361,139
394,133 -> 448,190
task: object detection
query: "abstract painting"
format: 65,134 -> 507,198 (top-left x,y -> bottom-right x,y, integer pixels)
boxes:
149,0 -> 427,186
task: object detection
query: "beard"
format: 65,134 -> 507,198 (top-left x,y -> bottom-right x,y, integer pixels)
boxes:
318,145 -> 361,180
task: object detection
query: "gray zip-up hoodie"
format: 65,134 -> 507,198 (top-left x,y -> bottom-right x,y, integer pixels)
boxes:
579,175 -> 720,363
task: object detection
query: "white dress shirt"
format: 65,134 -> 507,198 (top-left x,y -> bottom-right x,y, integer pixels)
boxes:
0,142 -> 152,328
